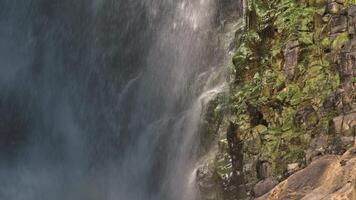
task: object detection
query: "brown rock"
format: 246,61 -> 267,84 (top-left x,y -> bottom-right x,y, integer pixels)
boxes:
256,161 -> 273,180
256,148 -> 356,200
196,164 -> 222,200
330,12 -> 348,36
282,40 -> 299,80
338,38 -> 356,108
348,5 -> 356,36
327,2 -> 341,15
287,163 -> 300,175
330,112 -> 356,136
322,90 -> 344,112
305,135 -> 328,164
253,178 -> 279,198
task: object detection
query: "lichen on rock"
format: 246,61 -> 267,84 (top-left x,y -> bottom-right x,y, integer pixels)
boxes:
198,1 -> 356,199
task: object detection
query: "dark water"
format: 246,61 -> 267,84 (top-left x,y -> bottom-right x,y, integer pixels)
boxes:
0,0 -> 240,199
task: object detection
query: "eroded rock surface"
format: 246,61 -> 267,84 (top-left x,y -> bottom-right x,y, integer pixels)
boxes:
256,148 -> 356,200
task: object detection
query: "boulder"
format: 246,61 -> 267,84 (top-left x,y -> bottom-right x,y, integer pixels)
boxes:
330,11 -> 348,36
330,112 -> 356,136
305,135 -> 328,164
256,161 -> 273,180
196,163 -> 222,200
256,148 -> 356,200
287,163 -> 300,175
252,177 -> 279,198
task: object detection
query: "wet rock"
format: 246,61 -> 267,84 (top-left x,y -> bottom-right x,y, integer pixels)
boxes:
197,164 -> 222,200
226,123 -> 248,197
252,177 -> 279,198
293,106 -> 319,130
282,40 -> 299,80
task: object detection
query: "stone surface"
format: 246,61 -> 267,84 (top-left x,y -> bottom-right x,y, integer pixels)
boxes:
330,11 -> 348,35
337,5 -> 356,110
257,148 -> 356,200
256,161 -> 273,180
252,178 -> 279,198
305,135 -> 328,164
322,90 -> 344,112
197,163 -> 222,200
330,4 -> 340,15
282,40 -> 299,80
330,112 -> 356,136
293,106 -> 319,130
287,163 -> 300,175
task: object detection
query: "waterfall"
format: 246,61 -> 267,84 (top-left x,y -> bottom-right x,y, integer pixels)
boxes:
0,0 -> 232,199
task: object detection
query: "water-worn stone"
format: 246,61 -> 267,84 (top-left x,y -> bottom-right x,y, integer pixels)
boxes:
227,123 -> 248,198
257,148 -> 356,200
252,177 -> 279,198
197,164 -> 222,200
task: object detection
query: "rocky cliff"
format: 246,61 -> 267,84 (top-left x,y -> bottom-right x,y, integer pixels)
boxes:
197,1 -> 356,199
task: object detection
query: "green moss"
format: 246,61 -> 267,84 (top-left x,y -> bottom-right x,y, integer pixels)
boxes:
345,0 -> 356,6
332,32 -> 349,50
211,0 -> 354,191
276,84 -> 304,105
215,151 -> 233,180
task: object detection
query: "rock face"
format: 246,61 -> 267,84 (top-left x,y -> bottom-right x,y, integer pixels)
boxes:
252,177 -> 279,198
198,1 -> 356,200
282,40 -> 300,80
257,148 -> 356,200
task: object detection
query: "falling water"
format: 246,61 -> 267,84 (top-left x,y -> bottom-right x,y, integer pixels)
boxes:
0,0 -> 240,199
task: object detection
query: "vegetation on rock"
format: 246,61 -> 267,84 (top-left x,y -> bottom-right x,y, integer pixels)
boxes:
198,0 -> 356,199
